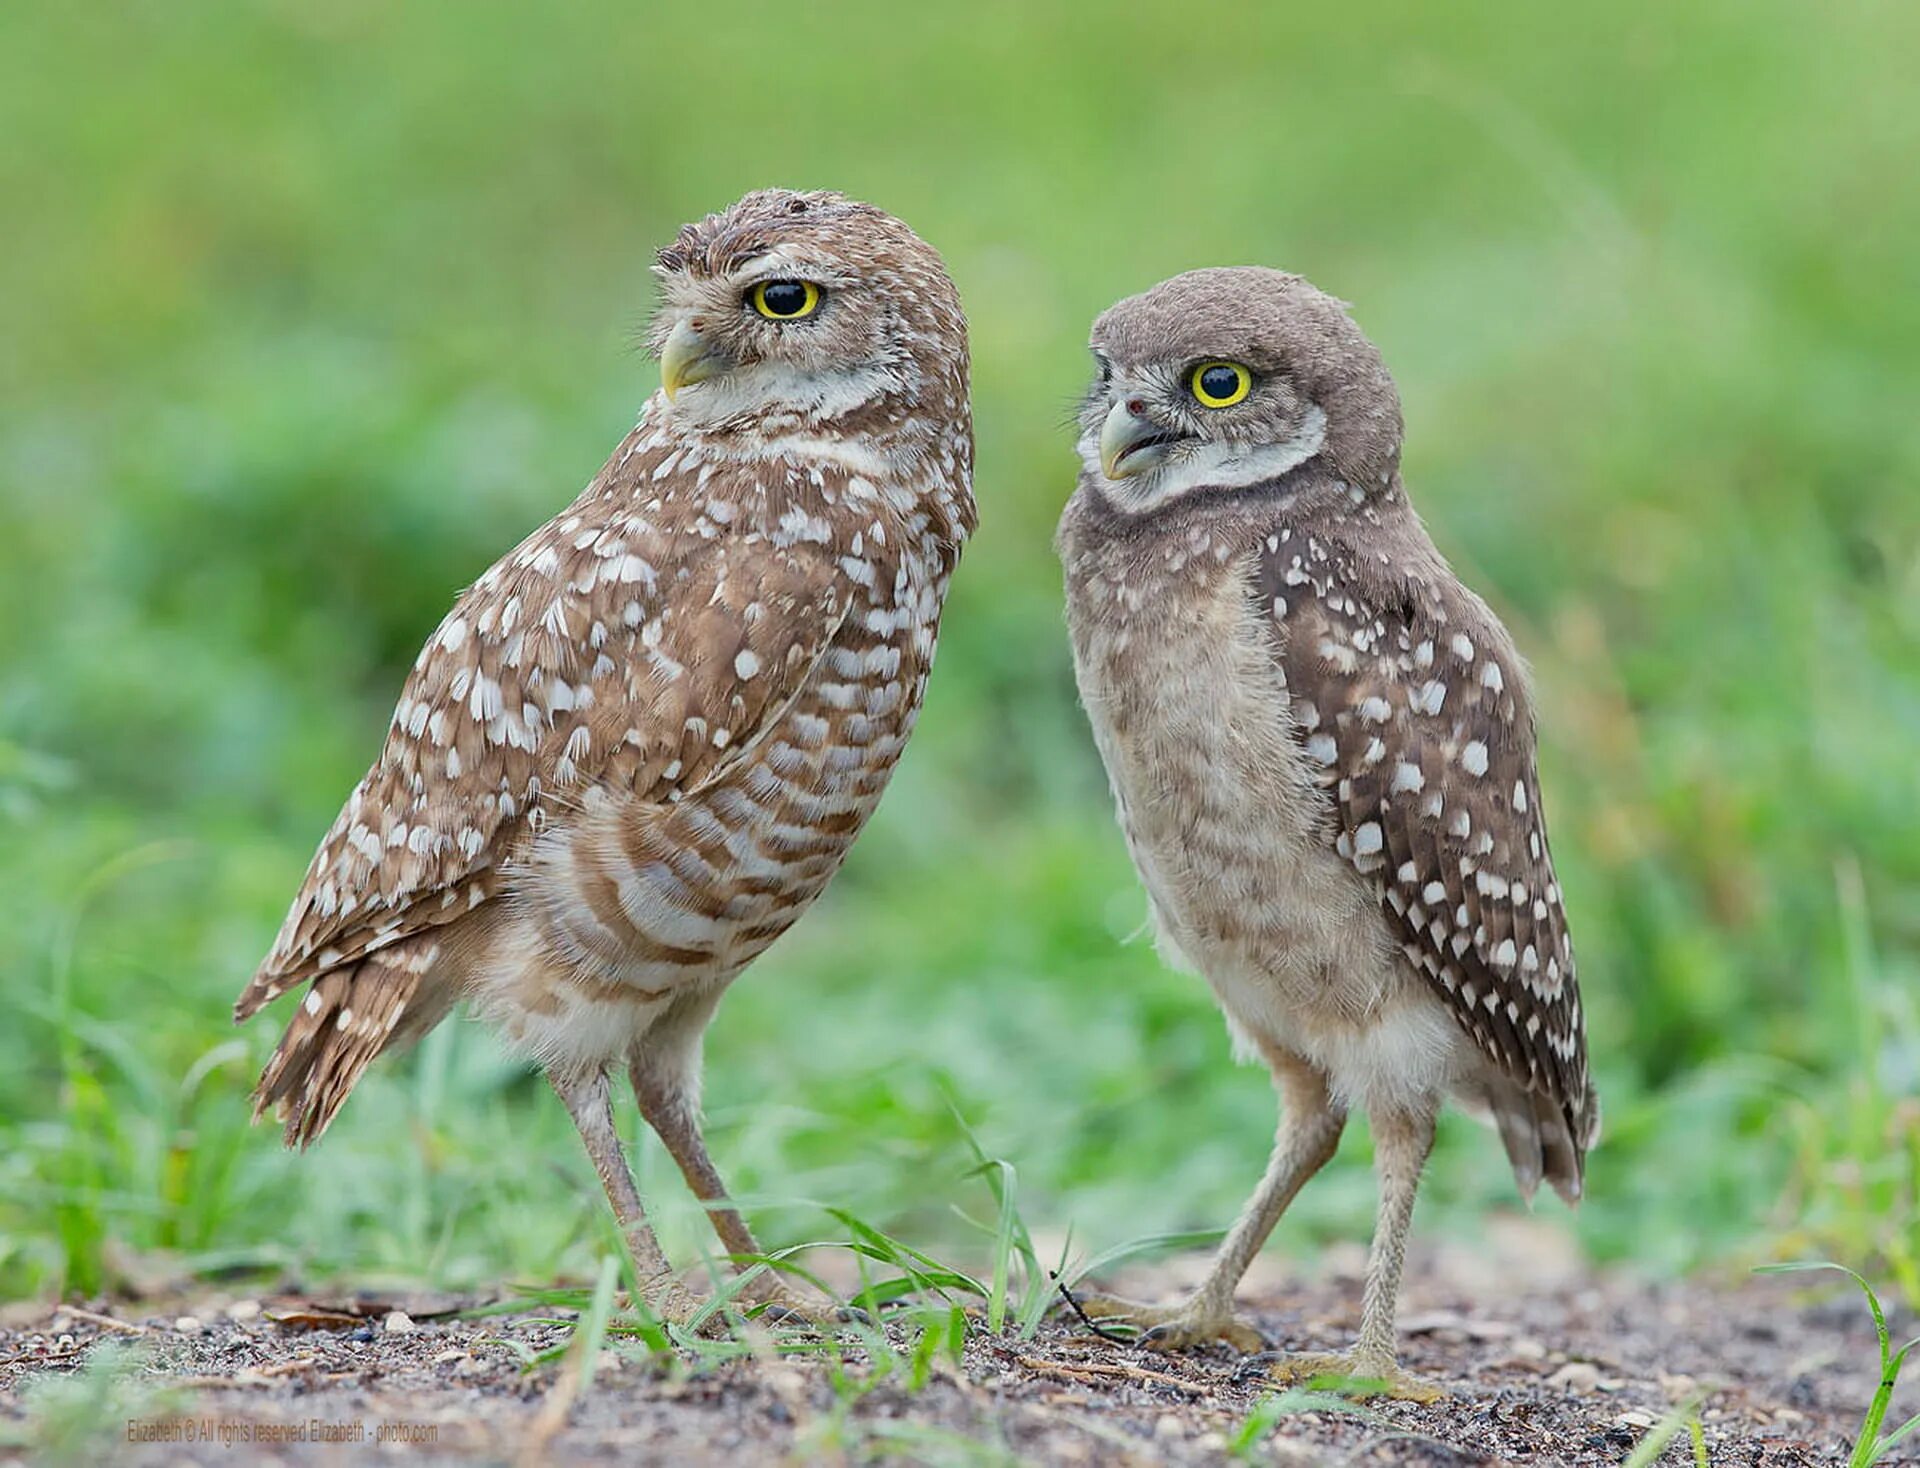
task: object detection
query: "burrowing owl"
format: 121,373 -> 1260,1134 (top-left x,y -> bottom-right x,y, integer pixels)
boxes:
235,189 -> 974,1319
1056,268 -> 1596,1396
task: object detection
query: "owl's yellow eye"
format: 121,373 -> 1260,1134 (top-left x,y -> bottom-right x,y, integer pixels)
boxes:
1190,361 -> 1252,408
750,280 -> 821,320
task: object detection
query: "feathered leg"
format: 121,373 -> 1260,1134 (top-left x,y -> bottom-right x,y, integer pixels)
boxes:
1269,1100 -> 1444,1402
627,1006 -> 838,1321
548,1066 -> 703,1322
1076,1048 -> 1346,1350
629,1064 -> 761,1264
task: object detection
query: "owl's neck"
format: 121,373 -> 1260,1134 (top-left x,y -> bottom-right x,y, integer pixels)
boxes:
617,401 -> 975,560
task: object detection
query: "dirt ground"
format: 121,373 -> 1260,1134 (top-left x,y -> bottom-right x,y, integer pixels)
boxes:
1,1230 -> 1908,1466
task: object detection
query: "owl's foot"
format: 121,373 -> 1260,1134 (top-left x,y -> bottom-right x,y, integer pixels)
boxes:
628,1275 -> 848,1335
1070,1292 -> 1265,1353
750,1287 -> 839,1328
742,1279 -> 859,1330
1265,1348 -> 1445,1403
632,1276 -> 709,1330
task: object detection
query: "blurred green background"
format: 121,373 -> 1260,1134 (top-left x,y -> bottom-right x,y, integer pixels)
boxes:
1,1 -> 1915,1305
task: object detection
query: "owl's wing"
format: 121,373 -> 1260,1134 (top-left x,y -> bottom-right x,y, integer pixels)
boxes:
1254,524 -> 1597,1183
236,435 -> 850,1020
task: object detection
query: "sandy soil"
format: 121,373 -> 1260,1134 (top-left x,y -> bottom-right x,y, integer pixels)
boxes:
1,1236 -> 1907,1466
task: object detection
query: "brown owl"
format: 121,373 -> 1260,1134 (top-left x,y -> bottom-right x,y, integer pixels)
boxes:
235,189 -> 974,1321
1056,268 -> 1596,1397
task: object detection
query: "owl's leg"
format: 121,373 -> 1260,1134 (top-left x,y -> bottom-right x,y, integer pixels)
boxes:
1267,1100 -> 1444,1402
627,1047 -> 840,1325
1076,1051 -> 1344,1352
627,1060 -> 759,1266
548,1067 -> 699,1322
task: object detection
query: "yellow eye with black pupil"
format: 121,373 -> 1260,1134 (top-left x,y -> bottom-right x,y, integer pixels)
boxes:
1191,361 -> 1251,408
751,280 -> 820,320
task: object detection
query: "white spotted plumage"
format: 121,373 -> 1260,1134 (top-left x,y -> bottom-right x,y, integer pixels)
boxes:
1058,266 -> 1595,1381
236,191 -> 972,1321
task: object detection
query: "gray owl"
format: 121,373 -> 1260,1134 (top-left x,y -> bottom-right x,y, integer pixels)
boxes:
1056,267 -> 1597,1397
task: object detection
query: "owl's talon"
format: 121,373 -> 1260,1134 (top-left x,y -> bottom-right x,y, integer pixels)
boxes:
746,1283 -> 860,1330
1069,1293 -> 1264,1353
631,1281 -> 708,1331
1267,1349 -> 1446,1403
1142,1316 -> 1266,1352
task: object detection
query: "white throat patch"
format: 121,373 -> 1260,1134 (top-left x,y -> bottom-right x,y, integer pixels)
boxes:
1082,406 -> 1328,512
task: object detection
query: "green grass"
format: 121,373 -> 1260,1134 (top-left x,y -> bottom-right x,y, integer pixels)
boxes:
455,1237 -> 1920,1466
0,1343 -> 182,1468
1,0 -> 1918,1310
1757,1264 -> 1920,1468
1619,1387 -> 1713,1468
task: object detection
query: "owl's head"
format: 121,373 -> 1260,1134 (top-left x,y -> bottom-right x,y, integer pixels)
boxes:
649,189 -> 968,447
1078,268 -> 1402,511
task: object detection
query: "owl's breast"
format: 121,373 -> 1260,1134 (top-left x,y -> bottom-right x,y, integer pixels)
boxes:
1067,546 -> 1329,933
1062,522 -> 1405,1052
524,535 -> 948,994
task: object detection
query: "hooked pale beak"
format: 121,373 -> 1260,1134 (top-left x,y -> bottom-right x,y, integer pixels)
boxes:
660,319 -> 736,400
1099,399 -> 1180,479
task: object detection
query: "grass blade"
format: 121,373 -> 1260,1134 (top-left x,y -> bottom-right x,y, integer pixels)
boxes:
1754,1262 -> 1919,1468
514,1253 -> 620,1468
573,1253 -> 621,1396
1622,1388 -> 1709,1468
1232,1388 -> 1377,1456
969,1158 -> 1018,1335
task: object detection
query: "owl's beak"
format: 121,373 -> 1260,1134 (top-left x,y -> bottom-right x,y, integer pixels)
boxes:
1099,399 -> 1178,479
660,319 -> 735,400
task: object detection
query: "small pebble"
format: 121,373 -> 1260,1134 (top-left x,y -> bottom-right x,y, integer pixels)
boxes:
1548,1361 -> 1602,1391
383,1310 -> 415,1335
1659,1371 -> 1698,1400
173,1316 -> 203,1334
227,1299 -> 262,1322
1270,1444 -> 1324,1468
1152,1415 -> 1183,1441
431,1348 -> 467,1365
1614,1409 -> 1658,1429
1196,1432 -> 1227,1452
765,1367 -> 807,1398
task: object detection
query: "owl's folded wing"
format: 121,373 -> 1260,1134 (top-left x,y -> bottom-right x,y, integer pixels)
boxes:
237,439 -> 850,1020
1253,524 -> 1598,1177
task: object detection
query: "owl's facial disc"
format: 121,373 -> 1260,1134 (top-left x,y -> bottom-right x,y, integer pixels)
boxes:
1080,359 -> 1329,510
645,188 -> 968,478
657,275 -> 827,398
1080,268 -> 1406,503
653,246 -> 903,429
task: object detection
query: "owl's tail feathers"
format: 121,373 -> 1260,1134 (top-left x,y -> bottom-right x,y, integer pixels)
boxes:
1471,1074 -> 1594,1210
247,942 -> 442,1149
